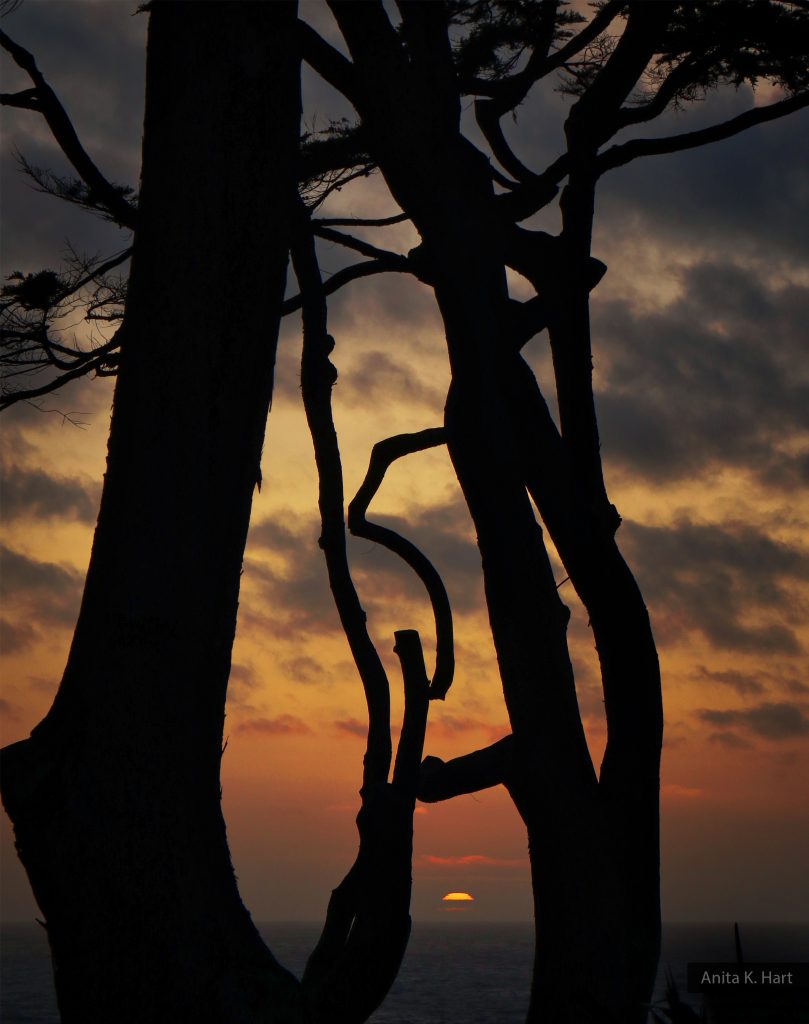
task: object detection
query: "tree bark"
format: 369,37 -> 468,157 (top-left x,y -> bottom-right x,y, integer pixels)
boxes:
1,5 -> 304,1021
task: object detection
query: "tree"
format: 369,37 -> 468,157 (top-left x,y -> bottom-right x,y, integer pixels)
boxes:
0,4 -> 432,1022
2,2 -> 808,1023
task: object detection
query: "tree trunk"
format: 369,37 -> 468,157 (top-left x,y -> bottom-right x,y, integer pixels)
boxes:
328,5 -> 662,1021
1,5 -> 305,1021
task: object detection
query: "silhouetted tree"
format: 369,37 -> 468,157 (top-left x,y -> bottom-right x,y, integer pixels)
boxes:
2,2 -> 809,1023
298,3 -> 808,1021
1,4 -> 433,1023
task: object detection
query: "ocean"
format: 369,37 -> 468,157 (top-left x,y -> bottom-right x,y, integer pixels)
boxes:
1,920 -> 807,1022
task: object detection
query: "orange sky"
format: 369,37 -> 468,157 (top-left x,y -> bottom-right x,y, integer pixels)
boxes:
1,1 -> 808,927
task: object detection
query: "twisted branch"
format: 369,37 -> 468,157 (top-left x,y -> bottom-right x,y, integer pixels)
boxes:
348,428 -> 454,700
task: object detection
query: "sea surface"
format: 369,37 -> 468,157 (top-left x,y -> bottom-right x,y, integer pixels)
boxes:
1,920 -> 807,1023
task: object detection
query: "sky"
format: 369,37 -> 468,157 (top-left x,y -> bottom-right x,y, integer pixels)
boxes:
1,1 -> 808,931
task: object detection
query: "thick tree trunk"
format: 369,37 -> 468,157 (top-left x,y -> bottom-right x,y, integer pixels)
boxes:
1,5 -> 304,1021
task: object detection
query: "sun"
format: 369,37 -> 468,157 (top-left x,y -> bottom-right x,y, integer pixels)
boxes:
442,892 -> 474,901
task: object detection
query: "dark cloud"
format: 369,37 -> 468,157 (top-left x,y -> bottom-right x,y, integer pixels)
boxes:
694,666 -> 766,697
0,544 -> 84,628
235,714 -> 313,737
622,518 -> 809,654
351,501 -> 482,615
243,547 -> 342,639
595,88 -> 809,263
335,349 -> 444,411
0,615 -> 40,655
707,731 -> 753,750
248,516 -> 302,553
0,697 -> 20,720
244,498 -> 483,639
1,2 -> 144,275
698,701 -> 809,740
226,662 -> 260,711
281,656 -> 326,685
1,464 -> 99,523
334,717 -> 367,738
594,265 -> 809,489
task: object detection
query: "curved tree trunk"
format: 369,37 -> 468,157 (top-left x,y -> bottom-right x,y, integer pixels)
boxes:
1,5 -> 305,1021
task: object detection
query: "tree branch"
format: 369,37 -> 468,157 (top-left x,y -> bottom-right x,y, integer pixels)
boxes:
614,52 -> 711,129
598,90 -> 809,172
348,428 -> 454,700
0,353 -> 111,410
391,630 -> 431,796
475,99 -> 541,184
297,18 -> 359,107
460,0 -> 626,113
1,30 -> 137,228
495,153 -> 568,222
315,212 -> 409,227
565,2 -> 675,151
417,736 -> 514,803
312,224 -> 408,262
291,211 -> 392,790
281,254 -> 412,317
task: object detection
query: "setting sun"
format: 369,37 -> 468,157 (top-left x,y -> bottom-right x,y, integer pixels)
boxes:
442,892 -> 475,902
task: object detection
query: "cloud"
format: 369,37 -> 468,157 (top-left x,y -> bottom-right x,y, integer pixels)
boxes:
334,349 -> 444,410
0,698 -> 20,720
697,701 -> 809,740
0,615 -> 40,655
0,464 -> 99,523
235,714 -> 313,736
281,655 -> 326,685
0,544 -> 84,630
334,717 -> 367,738
596,87 -> 809,263
1,2 -> 144,278
243,498 -> 484,638
707,731 -> 753,750
693,666 -> 765,696
419,854 -> 527,868
594,265 -> 809,490
622,517 -> 809,654
225,662 -> 260,711
661,784 -> 703,800
427,714 -> 510,743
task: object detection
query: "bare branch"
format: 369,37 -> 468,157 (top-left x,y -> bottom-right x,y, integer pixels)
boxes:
297,18 -> 359,107
1,30 -> 137,228
614,52 -> 712,129
281,255 -> 412,317
598,90 -> 809,173
391,630 -> 431,795
475,98 -> 541,184
0,86 -> 39,110
348,428 -> 454,700
417,736 -> 514,803
495,152 -> 568,222
315,212 -> 409,228
291,210 -> 392,790
312,224 -> 408,262
0,352 -> 111,411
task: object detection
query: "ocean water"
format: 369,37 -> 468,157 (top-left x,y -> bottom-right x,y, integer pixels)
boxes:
1,920 -> 807,1023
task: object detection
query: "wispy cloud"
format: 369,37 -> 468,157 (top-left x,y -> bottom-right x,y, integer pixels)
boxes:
697,701 -> 809,740
419,854 -> 527,868
235,714 -> 313,736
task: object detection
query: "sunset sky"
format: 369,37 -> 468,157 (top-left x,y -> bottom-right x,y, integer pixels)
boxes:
1,1 -> 808,929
